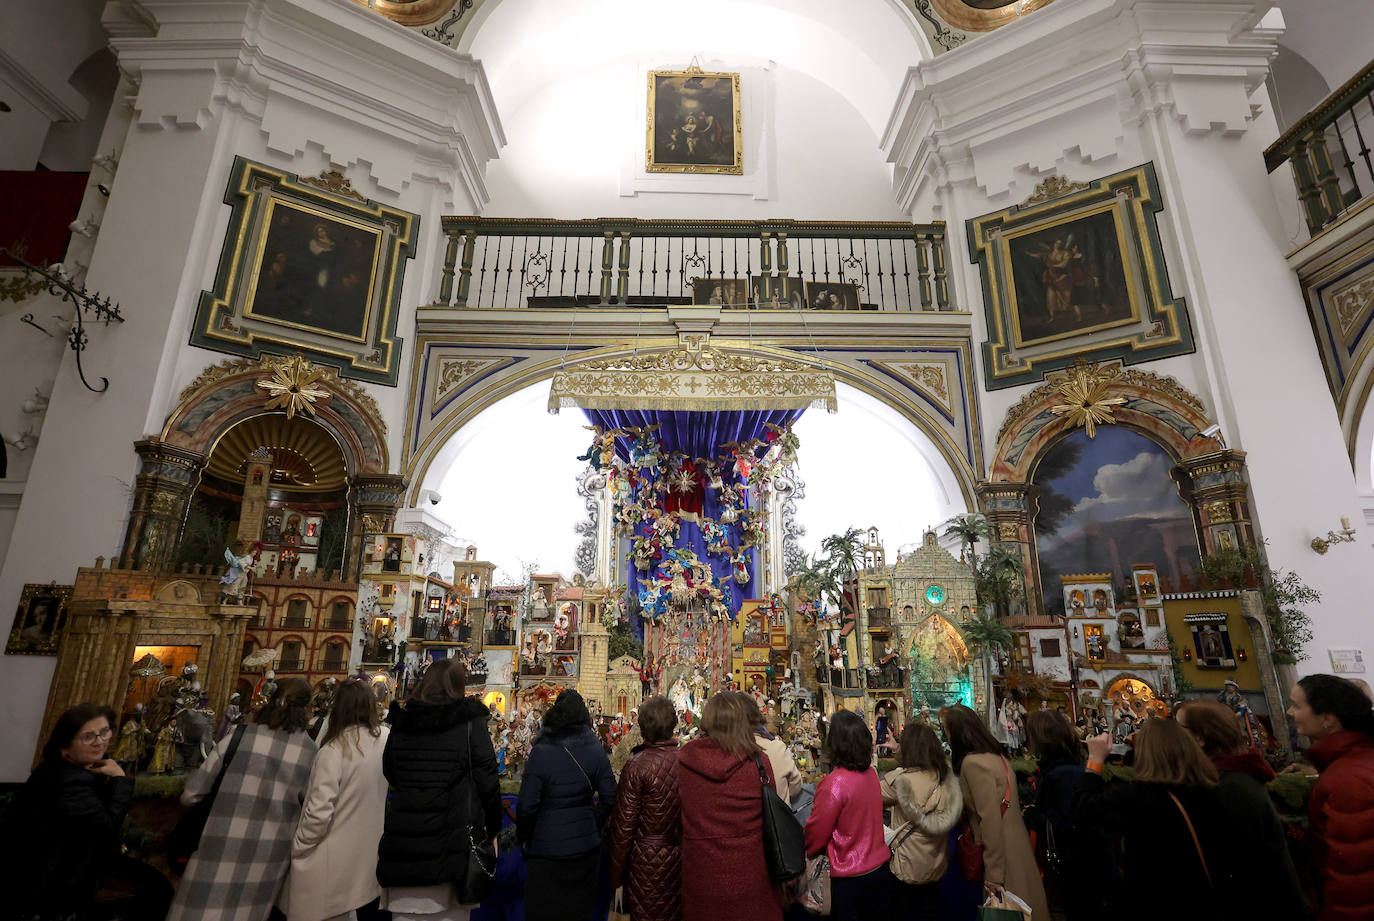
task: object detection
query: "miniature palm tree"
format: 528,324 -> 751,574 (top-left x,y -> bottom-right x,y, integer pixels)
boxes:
961,612 -> 1014,722
820,528 -> 866,615
979,544 -> 1026,618
942,513 -> 991,570
791,553 -> 840,616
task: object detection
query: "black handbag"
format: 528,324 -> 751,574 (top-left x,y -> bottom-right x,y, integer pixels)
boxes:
755,753 -> 806,882
456,721 -> 497,904
165,725 -> 244,875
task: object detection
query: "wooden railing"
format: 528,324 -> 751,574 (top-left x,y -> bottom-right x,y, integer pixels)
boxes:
432,217 -> 955,311
1266,58 -> 1374,234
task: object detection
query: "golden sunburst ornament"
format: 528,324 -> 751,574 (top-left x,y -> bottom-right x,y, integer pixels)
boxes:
255,354 -> 331,419
1047,360 -> 1126,438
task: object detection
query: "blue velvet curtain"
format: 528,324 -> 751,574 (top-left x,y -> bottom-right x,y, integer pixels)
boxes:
582,409 -> 803,626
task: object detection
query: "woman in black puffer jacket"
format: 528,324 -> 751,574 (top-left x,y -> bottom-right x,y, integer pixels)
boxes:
377,659 -> 501,918
517,688 -> 617,921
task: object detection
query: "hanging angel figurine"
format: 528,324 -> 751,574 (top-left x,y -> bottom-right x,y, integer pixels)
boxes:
701,459 -> 725,495
220,542 -> 261,603
762,422 -> 801,469
578,425 -> 624,471
721,439 -> 764,480
628,426 -> 663,469
731,548 -> 751,586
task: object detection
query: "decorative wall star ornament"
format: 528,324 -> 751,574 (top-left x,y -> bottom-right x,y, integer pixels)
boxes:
1047,360 -> 1126,438
255,354 -> 331,419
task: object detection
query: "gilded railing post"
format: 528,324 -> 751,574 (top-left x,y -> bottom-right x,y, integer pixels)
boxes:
930,227 -> 950,310
758,232 -> 774,301
616,231 -> 632,301
599,231 -> 616,302
775,232 -> 789,279
1307,130 -> 1348,228
453,227 -> 478,307
914,232 -> 933,309
437,229 -> 461,306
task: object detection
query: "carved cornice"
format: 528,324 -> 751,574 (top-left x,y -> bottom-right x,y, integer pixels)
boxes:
1023,175 -> 1087,205
178,354 -> 387,437
299,169 -> 366,202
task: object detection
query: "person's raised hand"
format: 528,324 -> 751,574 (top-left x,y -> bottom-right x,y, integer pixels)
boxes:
1086,732 -> 1112,764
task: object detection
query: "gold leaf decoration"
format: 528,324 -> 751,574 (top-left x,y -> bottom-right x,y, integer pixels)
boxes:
255,354 -> 332,419
1046,360 -> 1127,439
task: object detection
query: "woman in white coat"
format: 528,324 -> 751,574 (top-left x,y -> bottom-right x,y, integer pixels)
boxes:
287,678 -> 390,921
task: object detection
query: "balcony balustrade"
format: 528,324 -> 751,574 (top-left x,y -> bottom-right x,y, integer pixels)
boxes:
433,217 -> 955,312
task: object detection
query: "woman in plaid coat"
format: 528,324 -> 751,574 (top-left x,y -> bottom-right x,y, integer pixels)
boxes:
167,677 -> 318,921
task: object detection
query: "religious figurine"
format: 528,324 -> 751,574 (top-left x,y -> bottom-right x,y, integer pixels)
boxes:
578,425 -> 624,471
220,542 -> 261,603
669,674 -> 692,714
216,692 -> 244,741
1218,679 -> 1262,748
112,707 -> 146,775
1002,694 -> 1027,751
149,722 -> 176,774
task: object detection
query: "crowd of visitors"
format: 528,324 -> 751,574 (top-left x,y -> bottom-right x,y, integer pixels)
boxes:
4,669 -> 1373,921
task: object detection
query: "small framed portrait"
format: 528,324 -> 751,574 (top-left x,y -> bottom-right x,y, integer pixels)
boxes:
969,162 -> 1193,389
382,536 -> 404,573
691,277 -> 750,308
647,69 -> 742,175
1186,613 -> 1236,668
191,157 -> 420,386
805,281 -> 861,311
6,583 -> 73,656
749,276 -> 807,310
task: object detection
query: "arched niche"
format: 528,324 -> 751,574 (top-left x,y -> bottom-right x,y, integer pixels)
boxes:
981,361 -> 1254,617
121,355 -> 398,572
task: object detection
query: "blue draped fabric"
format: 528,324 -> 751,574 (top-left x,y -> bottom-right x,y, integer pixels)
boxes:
582,409 -> 803,625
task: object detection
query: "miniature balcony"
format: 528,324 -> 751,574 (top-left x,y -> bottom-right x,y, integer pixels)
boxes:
867,667 -> 908,691
485,629 -> 515,647
867,607 -> 892,628
278,658 -> 305,671
280,615 -> 311,629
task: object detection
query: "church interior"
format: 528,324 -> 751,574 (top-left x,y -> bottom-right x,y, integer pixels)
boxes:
3,0 -> 1374,916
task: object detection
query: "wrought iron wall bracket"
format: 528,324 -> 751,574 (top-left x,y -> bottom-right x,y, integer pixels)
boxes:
2,248 -> 125,392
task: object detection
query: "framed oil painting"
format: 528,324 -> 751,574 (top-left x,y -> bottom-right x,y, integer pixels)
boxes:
969,162 -> 1193,389
191,157 -> 420,386
692,277 -> 750,308
750,276 -> 806,310
6,582 -> 72,655
805,281 -> 861,311
647,69 -> 743,174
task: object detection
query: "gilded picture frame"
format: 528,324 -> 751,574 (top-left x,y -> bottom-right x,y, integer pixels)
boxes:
6,582 -> 73,656
968,162 -> 1192,390
190,157 -> 420,386
646,69 -> 743,175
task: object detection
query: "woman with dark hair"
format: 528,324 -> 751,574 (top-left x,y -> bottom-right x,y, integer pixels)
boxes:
168,677 -> 318,921
1023,709 -> 1110,921
679,691 -> 782,921
942,705 -> 1048,920
1288,673 -> 1374,921
3,703 -> 169,921
608,695 -> 682,921
1176,699 -> 1309,919
517,688 -> 617,921
287,679 -> 390,921
378,658 -> 500,921
804,709 -> 893,920
1073,719 -> 1229,921
743,693 -> 803,806
880,721 -> 962,920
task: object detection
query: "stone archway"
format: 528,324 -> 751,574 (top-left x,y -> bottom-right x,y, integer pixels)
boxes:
121,354 -> 400,573
405,322 -> 985,512
981,360 -> 1255,616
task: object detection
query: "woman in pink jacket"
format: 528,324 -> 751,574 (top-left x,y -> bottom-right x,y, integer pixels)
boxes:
803,709 -> 893,919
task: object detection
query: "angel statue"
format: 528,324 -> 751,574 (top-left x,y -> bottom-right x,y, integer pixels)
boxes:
220,542 -> 261,603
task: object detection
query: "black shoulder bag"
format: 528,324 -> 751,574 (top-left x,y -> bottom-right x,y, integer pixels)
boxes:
755,753 -> 806,882
455,721 -> 497,905
165,725 -> 245,875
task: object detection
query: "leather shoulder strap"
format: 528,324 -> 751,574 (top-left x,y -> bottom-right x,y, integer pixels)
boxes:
1167,791 -> 1211,885
206,725 -> 245,801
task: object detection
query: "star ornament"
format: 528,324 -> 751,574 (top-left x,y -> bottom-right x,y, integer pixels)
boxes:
1048,361 -> 1126,439
255,354 -> 331,419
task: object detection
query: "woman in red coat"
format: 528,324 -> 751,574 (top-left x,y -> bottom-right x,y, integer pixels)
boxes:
1289,674 -> 1374,921
678,691 -> 782,921
608,695 -> 683,921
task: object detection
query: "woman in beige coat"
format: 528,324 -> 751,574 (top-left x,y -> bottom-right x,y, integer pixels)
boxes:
745,695 -> 803,805
287,679 -> 390,921
942,705 -> 1049,921
881,723 -> 963,920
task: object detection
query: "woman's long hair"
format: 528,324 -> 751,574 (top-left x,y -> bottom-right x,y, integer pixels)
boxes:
896,721 -> 950,784
254,677 -> 313,733
320,679 -> 382,754
701,691 -> 759,759
410,658 -> 467,704
1176,700 -> 1246,758
1026,709 -> 1084,766
1298,674 -> 1374,738
1132,718 -> 1219,788
941,704 -> 1003,773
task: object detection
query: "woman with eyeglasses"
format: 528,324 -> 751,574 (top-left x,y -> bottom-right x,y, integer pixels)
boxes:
2,703 -> 171,921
